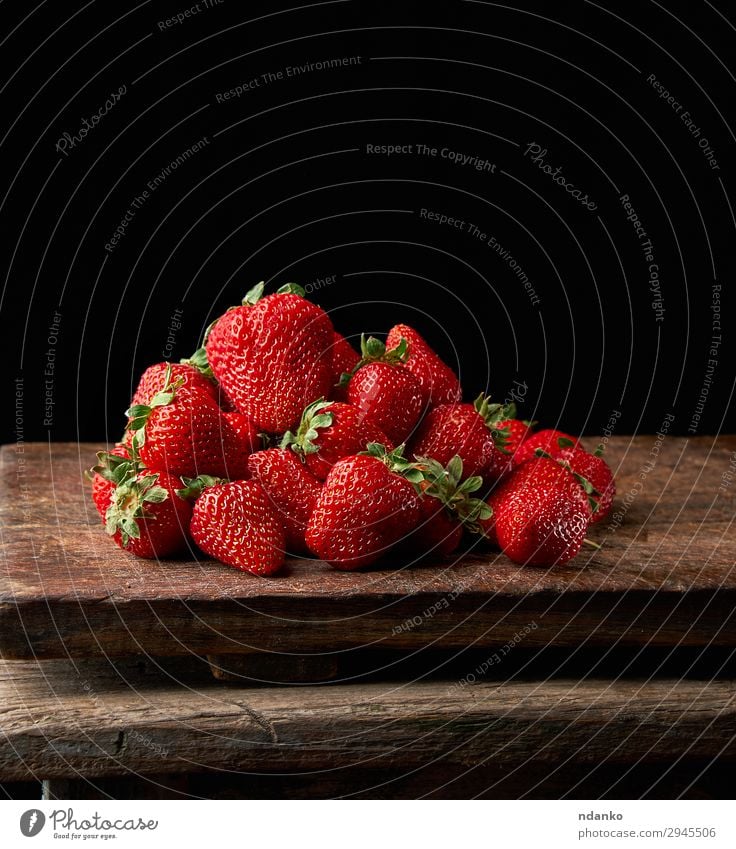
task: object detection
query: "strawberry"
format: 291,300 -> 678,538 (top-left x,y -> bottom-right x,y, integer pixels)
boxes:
327,331 -> 360,400
403,456 -> 491,556
247,448 -> 322,552
513,429 -> 580,467
305,443 -> 423,570
205,282 -> 334,433
386,323 -> 461,408
187,478 -> 285,575
479,408 -> 534,482
341,336 -> 423,445
130,361 -> 218,408
125,366 -> 259,479
409,393 -> 513,481
557,445 -> 616,524
95,461 -> 192,559
90,445 -> 132,519
480,457 -> 591,565
281,399 -> 393,480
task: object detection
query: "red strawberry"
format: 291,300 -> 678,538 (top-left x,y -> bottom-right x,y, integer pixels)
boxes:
409,394 -> 513,481
126,367 -> 259,479
188,478 -> 285,575
247,448 -> 321,552
205,282 -> 334,433
513,429 -> 580,467
342,336 -> 423,445
480,410 -> 534,482
130,362 -> 218,408
90,445 -> 132,518
305,444 -> 423,570
403,456 -> 491,556
480,457 -> 591,565
558,445 -> 616,524
386,323 -> 461,408
99,467 -> 192,559
328,331 -> 360,400
281,399 -> 393,480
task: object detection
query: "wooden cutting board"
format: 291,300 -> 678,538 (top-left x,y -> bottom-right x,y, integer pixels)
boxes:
1,436 -> 734,661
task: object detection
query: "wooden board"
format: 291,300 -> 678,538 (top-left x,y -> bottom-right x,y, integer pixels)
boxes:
1,437 -> 735,660
1,657 -> 734,782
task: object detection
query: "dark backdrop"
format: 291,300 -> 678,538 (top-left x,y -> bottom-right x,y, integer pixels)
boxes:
2,0 -> 734,445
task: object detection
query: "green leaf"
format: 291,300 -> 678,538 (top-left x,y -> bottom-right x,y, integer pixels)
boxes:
242,281 -> 265,305
277,282 -> 306,297
282,398 -> 334,456
181,346 -> 214,378
446,455 -> 463,486
557,436 -> 576,449
175,474 -> 226,500
594,442 -> 606,457
143,486 -> 168,504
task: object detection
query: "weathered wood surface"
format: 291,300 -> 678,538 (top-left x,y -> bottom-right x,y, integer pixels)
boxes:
1,437 -> 735,659
1,657 -> 734,782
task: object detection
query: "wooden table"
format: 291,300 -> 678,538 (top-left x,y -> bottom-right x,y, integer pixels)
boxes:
1,436 -> 735,798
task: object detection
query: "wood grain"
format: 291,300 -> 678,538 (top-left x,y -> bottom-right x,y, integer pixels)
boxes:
1,437 -> 735,659
1,657 -> 734,781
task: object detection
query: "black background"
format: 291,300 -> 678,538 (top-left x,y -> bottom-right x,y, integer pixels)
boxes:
2,0 -> 734,446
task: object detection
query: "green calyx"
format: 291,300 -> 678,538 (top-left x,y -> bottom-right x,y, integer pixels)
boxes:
104,472 -> 169,548
125,363 -> 182,451
277,282 -> 306,297
89,449 -> 140,487
416,455 -> 492,532
175,475 -> 227,500
534,447 -> 601,514
180,345 -> 214,379
473,393 -> 516,452
362,442 -> 425,486
241,281 -> 306,307
338,334 -> 409,389
280,398 -> 334,457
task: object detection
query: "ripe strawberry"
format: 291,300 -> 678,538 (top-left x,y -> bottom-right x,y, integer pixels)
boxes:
386,323 -> 461,408
409,393 -> 513,481
99,466 -> 192,559
281,399 -> 393,480
205,282 -> 334,433
247,448 -> 322,552
130,362 -> 218,408
90,445 -> 133,518
305,444 -> 423,570
480,457 -> 591,565
558,445 -> 616,524
403,456 -> 491,556
342,336 -> 423,445
187,478 -> 285,575
126,366 -> 259,479
328,331 -> 360,400
480,409 -> 534,482
513,429 -> 580,467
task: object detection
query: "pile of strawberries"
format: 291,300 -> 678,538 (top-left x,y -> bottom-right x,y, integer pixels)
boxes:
90,282 -> 615,575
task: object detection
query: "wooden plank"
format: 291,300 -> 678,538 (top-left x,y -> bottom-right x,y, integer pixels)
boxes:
0,658 -> 734,781
1,437 -> 735,659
